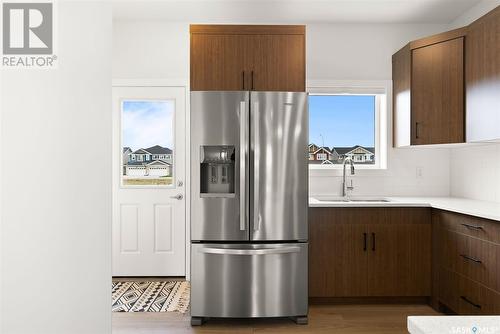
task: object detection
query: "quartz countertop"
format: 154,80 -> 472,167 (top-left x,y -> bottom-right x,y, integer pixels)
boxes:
309,196 -> 500,222
408,316 -> 500,334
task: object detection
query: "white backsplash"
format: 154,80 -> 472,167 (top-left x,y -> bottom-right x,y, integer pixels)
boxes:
450,143 -> 500,203
309,147 -> 451,197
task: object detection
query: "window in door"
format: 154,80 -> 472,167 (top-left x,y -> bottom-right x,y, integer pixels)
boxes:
121,100 -> 175,187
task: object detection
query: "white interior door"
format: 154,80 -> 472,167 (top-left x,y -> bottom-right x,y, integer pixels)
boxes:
112,86 -> 186,276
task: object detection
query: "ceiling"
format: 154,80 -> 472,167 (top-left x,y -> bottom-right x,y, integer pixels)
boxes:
111,0 -> 482,23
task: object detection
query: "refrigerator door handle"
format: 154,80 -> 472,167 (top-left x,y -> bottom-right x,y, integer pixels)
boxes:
239,101 -> 248,231
198,246 -> 301,255
252,101 -> 260,231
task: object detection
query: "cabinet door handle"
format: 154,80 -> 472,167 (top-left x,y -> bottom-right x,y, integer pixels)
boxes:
461,223 -> 483,230
371,233 -> 376,251
363,233 -> 367,251
460,254 -> 482,264
415,122 -> 420,139
242,71 -> 245,90
251,70 -> 254,90
460,296 -> 481,309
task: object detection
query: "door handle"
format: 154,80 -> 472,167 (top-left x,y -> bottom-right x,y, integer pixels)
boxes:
415,122 -> 420,139
239,101 -> 248,231
170,194 -> 183,200
198,246 -> 300,255
242,71 -> 245,90
253,101 -> 260,231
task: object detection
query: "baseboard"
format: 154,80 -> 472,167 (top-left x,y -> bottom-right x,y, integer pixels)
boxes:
309,296 -> 431,305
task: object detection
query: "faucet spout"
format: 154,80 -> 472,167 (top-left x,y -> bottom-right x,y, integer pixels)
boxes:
342,157 -> 355,198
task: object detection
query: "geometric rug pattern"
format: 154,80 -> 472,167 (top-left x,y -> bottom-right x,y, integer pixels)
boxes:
112,281 -> 190,313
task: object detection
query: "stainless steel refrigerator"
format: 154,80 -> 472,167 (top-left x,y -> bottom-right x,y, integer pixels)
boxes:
190,91 -> 308,325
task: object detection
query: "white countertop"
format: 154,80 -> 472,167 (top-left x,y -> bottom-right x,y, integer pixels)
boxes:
408,316 -> 500,334
309,196 -> 500,222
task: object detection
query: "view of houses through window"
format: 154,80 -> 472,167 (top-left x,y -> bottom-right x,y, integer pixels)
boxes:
309,94 -> 376,166
121,100 -> 174,186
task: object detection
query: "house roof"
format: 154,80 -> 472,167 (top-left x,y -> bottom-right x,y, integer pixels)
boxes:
313,146 -> 333,155
132,148 -> 150,155
123,147 -> 132,153
145,145 -> 172,154
335,145 -> 374,155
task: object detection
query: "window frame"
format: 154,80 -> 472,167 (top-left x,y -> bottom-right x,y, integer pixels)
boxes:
307,80 -> 389,171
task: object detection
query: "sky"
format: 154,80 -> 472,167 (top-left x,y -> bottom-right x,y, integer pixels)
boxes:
309,95 -> 375,148
122,100 -> 174,152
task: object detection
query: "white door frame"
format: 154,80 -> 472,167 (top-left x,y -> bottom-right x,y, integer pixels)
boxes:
112,79 -> 191,280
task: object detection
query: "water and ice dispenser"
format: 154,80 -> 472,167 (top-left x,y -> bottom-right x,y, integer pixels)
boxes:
200,146 -> 235,196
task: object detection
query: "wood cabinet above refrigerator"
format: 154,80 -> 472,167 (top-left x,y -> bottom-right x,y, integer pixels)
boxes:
392,28 -> 466,147
190,25 -> 306,92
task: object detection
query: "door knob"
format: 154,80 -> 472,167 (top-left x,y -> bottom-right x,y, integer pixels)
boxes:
171,194 -> 183,200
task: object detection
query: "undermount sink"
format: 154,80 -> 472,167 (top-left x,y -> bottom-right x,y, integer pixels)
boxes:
313,197 -> 391,203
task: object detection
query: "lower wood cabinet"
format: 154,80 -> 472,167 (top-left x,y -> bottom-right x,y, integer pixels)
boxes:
309,207 -> 431,298
432,209 -> 500,315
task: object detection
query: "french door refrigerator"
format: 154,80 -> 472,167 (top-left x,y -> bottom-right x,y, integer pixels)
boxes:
190,91 -> 308,325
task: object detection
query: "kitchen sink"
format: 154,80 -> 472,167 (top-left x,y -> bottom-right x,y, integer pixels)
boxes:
312,197 -> 391,203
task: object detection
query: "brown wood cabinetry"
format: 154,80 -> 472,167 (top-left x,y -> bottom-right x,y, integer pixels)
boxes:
465,6 -> 500,142
309,207 -> 431,300
432,209 -> 500,315
392,28 -> 466,147
190,25 -> 305,92
411,37 -> 464,145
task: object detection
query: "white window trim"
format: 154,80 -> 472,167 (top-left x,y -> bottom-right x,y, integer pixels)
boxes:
307,80 -> 389,173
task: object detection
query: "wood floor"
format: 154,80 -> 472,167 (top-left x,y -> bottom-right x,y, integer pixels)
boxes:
112,304 -> 439,334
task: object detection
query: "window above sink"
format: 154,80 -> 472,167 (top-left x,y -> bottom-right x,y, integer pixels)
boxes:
307,80 -> 389,171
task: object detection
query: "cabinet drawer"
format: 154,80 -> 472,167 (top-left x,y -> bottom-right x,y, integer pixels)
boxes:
438,267 -> 500,315
459,237 -> 500,293
439,228 -> 500,292
438,210 -> 500,244
458,275 -> 500,315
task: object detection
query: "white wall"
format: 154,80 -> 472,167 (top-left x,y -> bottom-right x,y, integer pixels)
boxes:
1,2 -> 112,334
447,0 -> 500,203
113,21 -> 453,197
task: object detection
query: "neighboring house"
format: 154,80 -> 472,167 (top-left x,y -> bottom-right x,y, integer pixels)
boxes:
308,144 -> 339,162
129,145 -> 173,164
124,145 -> 173,177
123,147 -> 132,163
335,145 -> 375,163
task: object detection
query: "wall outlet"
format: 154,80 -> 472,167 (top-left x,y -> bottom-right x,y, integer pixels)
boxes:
416,166 -> 423,179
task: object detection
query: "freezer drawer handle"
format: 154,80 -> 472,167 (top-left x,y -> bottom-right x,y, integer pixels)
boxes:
198,246 -> 301,255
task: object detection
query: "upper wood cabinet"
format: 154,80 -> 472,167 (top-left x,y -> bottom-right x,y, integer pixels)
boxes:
392,28 -> 466,147
190,25 -> 306,92
466,6 -> 500,142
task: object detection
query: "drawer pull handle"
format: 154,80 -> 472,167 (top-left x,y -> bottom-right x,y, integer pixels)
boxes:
461,223 -> 483,230
460,296 -> 481,309
460,254 -> 482,264
199,246 -> 300,255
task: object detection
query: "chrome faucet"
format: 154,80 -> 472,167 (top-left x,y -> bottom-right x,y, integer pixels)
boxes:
342,157 -> 355,198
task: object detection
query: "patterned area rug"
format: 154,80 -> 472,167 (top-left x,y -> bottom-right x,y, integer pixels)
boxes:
112,281 -> 190,313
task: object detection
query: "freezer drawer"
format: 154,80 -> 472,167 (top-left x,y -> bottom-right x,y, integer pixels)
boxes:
190,243 -> 308,318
